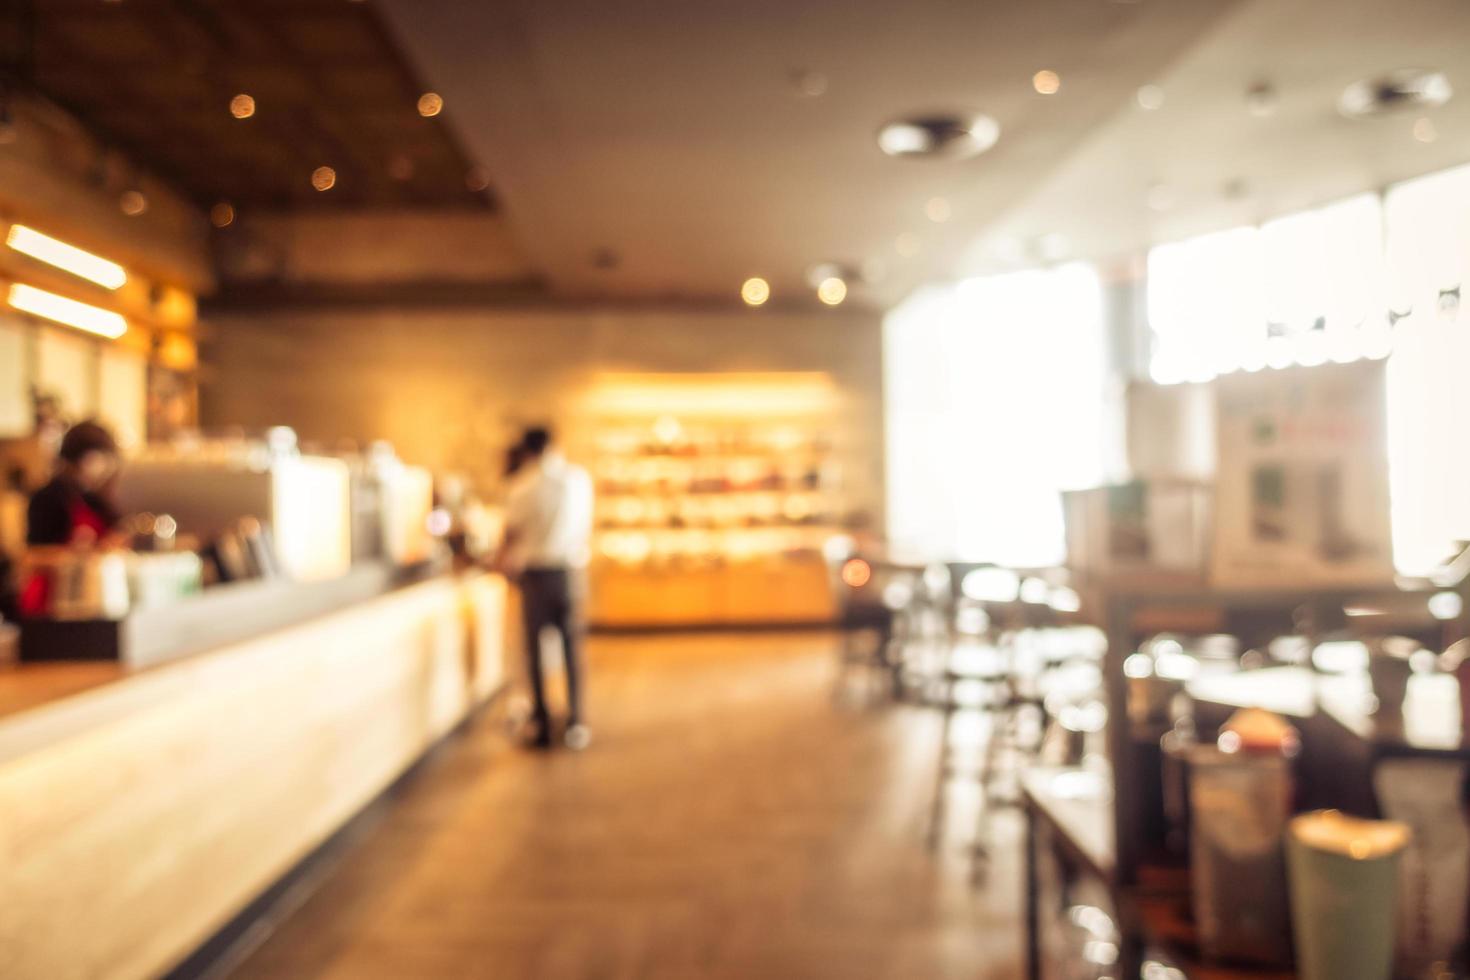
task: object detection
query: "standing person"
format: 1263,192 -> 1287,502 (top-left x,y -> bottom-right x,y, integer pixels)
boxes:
498,426 -> 594,750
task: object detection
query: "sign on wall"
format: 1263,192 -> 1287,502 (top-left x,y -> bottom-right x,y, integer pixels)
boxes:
1211,359 -> 1394,588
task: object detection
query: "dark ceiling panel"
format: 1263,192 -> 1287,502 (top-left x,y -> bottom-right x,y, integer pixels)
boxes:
13,0 -> 492,212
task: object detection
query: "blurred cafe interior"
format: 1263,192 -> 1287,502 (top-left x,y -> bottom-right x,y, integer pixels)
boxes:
2,1 -> 1470,978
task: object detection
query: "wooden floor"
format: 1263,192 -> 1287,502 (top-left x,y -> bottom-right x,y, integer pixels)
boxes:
225,632 -> 1024,979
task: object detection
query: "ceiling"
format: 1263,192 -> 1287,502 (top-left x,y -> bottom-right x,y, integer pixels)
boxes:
378,0 -> 1244,306
378,0 -> 1470,307
968,0 -> 1470,279
15,0 -> 491,210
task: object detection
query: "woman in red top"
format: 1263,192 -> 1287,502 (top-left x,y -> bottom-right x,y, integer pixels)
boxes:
26,420 -> 121,547
18,421 -> 122,616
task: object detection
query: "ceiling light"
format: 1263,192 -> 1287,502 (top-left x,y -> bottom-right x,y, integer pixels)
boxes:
311,166 -> 337,191
817,277 -> 847,306
417,92 -> 444,117
895,233 -> 921,258
1136,85 -> 1164,110
1245,82 -> 1278,117
790,69 -> 828,98
741,277 -> 770,306
8,283 -> 127,338
229,93 -> 256,119
465,167 -> 492,192
925,197 -> 952,223
1340,69 -> 1452,118
210,202 -> 235,228
877,113 -> 999,159
6,224 -> 126,289
1412,117 -> 1438,143
1033,70 -> 1061,95
119,190 -> 147,216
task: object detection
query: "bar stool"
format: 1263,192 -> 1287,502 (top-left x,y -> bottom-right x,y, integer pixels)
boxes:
925,638 -> 1014,857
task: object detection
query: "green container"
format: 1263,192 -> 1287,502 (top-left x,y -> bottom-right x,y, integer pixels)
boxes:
1286,810 -> 1410,980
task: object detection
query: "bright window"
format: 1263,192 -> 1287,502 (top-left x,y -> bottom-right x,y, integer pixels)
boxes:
885,264 -> 1107,566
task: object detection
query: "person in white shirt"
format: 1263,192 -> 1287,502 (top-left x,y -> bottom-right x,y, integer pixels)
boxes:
498,426 -> 594,750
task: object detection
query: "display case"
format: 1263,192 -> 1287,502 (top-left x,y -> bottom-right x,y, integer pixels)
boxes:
576,373 -> 853,627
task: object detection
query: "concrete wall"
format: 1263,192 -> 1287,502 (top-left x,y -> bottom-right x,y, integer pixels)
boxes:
200,304 -> 886,524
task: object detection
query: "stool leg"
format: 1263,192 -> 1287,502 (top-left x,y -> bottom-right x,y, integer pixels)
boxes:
926,676 -> 956,849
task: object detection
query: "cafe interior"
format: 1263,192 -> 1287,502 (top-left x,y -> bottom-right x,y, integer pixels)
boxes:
1,0 -> 1469,978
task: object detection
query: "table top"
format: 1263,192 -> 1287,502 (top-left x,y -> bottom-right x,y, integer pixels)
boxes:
1020,765 -> 1115,881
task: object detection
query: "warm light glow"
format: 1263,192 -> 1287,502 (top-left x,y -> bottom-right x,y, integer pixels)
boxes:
925,197 -> 951,223
417,92 -> 444,117
740,277 -> 770,306
1413,117 -> 1438,143
1033,70 -> 1061,95
210,202 -> 235,228
840,558 -> 872,589
229,93 -> 256,119
8,283 -> 127,338
311,166 -> 337,191
816,277 -> 847,306
5,224 -> 126,289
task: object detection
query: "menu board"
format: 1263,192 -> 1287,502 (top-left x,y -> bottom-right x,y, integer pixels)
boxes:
1211,360 -> 1394,588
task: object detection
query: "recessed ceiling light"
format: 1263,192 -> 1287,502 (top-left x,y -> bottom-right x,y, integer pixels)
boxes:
1413,117 -> 1438,143
741,277 -> 770,306
1245,82 -> 1278,118
925,197 -> 952,223
817,277 -> 847,306
1222,178 -> 1251,201
877,113 -> 999,160
895,233 -> 921,258
311,166 -> 337,191
417,92 -> 444,117
1136,85 -> 1164,110
1339,69 -> 1452,118
229,93 -> 255,119
465,167 -> 492,192
1033,70 -> 1061,95
210,202 -> 235,228
119,190 -> 147,216
790,69 -> 828,98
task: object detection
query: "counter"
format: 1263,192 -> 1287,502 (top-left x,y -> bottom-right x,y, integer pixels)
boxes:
0,569 -> 509,980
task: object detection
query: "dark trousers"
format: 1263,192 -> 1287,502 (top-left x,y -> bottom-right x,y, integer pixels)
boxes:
519,567 -> 584,728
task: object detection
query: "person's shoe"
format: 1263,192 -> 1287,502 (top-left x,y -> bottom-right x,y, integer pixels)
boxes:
523,723 -> 553,750
564,723 -> 592,751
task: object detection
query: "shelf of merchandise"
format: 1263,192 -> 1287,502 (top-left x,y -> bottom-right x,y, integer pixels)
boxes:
585,416 -> 849,628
